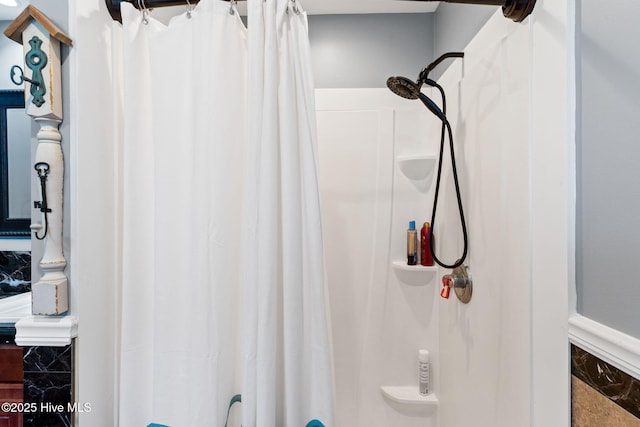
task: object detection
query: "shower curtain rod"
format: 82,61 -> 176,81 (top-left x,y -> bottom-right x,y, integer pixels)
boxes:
106,0 -> 535,23
106,0 -> 238,23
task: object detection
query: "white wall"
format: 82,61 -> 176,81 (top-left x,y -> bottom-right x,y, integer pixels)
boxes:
435,13 -> 531,427
316,89 -> 441,427
436,3 -> 572,427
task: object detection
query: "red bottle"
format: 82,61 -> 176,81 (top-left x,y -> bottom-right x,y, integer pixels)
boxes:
421,222 -> 434,266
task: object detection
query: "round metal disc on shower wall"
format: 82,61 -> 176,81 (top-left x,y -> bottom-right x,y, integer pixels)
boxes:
453,264 -> 472,304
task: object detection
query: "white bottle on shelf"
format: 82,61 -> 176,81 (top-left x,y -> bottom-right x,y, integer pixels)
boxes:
419,349 -> 430,396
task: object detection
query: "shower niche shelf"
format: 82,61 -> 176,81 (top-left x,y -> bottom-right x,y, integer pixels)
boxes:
397,155 -> 436,181
392,261 -> 437,285
380,386 -> 438,407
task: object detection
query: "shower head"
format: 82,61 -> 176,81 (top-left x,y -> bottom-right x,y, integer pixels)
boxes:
387,52 -> 465,121
386,76 -> 422,100
386,76 -> 447,122
386,77 -> 447,122
387,52 -> 463,100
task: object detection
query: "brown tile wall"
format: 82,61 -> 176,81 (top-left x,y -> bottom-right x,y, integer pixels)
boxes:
572,344 -> 640,427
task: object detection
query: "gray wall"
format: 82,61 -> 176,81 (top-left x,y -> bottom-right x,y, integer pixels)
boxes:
432,3 -> 497,80
0,20 -> 23,90
577,0 -> 640,338
308,13 -> 434,88
307,6 -> 495,89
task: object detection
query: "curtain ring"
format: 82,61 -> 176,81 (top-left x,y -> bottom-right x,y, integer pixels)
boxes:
290,0 -> 300,15
229,0 -> 237,15
137,0 -> 150,24
186,0 -> 195,18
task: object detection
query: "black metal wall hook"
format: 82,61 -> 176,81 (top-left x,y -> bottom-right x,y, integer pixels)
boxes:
34,162 -> 51,240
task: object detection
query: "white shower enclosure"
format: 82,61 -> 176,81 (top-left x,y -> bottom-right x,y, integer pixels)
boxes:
315,4 -> 573,427
66,1 -> 572,426
317,89 -> 439,427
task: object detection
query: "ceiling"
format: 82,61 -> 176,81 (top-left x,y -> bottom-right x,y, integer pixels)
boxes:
0,0 -> 438,21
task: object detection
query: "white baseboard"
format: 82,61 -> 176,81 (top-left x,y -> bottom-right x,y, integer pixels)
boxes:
569,314 -> 640,380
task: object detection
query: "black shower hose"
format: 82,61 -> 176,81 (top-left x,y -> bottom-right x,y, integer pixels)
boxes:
428,82 -> 468,269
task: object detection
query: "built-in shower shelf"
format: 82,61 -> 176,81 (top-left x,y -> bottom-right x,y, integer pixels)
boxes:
392,261 -> 437,285
380,386 -> 438,406
392,261 -> 437,272
397,155 -> 437,181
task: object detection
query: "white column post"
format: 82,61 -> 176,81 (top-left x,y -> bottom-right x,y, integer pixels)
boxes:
4,5 -> 76,344
21,21 -> 68,315
31,116 -> 67,315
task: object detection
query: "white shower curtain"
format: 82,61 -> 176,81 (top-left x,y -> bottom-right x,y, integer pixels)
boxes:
242,0 -> 334,426
116,0 -> 333,426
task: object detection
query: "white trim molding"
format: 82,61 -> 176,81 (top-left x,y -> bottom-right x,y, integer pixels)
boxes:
14,314 -> 77,346
569,314 -> 640,380
529,1 -> 573,425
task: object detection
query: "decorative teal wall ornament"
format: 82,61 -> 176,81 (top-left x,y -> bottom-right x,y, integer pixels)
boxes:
25,35 -> 48,107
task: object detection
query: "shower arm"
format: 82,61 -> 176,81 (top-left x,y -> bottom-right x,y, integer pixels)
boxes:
418,52 -> 464,83
421,0 -> 536,23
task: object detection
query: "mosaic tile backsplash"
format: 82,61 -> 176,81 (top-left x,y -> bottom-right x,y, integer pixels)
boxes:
0,251 -> 31,299
572,344 -> 640,426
